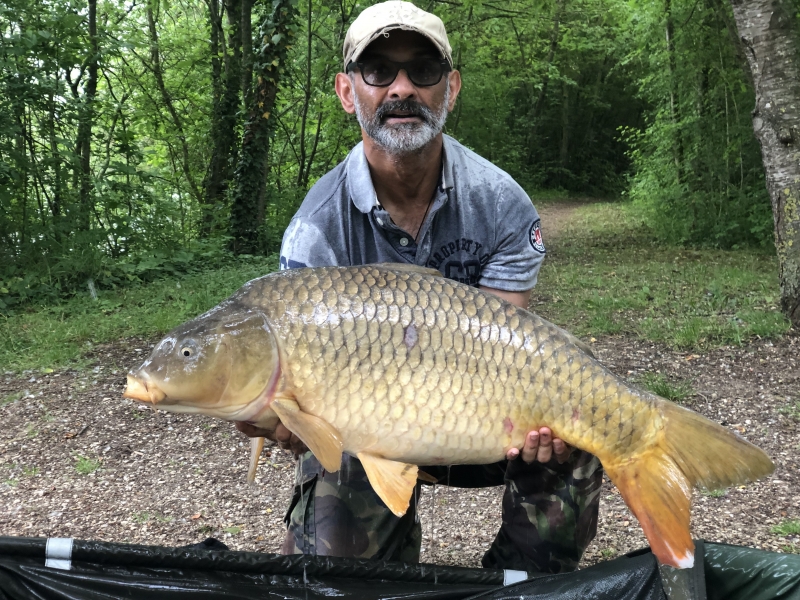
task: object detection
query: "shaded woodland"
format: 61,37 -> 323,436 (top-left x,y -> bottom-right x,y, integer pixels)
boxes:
1,0 -> 798,324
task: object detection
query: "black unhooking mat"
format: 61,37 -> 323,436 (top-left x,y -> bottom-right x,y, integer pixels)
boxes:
0,536 -> 798,600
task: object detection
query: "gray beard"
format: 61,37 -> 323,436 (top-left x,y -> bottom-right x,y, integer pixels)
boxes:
353,80 -> 450,155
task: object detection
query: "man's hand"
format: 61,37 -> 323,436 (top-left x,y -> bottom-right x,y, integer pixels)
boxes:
506,427 -> 572,464
234,421 -> 308,456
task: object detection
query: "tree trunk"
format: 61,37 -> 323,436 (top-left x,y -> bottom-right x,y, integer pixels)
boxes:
665,0 -> 684,182
75,0 -> 98,231
241,0 -> 254,104
202,0 -> 243,235
729,0 -> 800,327
229,0 -> 298,255
525,0 -> 567,165
559,79 -> 570,171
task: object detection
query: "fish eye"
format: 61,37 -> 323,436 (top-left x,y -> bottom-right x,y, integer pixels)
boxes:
178,340 -> 197,358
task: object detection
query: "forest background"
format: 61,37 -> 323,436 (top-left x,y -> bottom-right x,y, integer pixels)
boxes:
0,0 -> 794,315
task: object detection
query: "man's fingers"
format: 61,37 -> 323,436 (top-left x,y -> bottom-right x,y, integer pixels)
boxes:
536,428 -> 553,463
235,421 -> 270,438
552,438 -> 573,464
512,427 -> 572,465
520,431 -> 540,463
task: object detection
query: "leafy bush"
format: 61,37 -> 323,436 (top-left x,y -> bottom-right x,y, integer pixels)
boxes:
0,235 -> 242,312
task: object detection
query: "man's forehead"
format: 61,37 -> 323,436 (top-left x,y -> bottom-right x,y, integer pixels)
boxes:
359,29 -> 441,59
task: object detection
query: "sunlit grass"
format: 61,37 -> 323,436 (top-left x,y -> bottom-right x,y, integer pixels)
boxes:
0,255 -> 278,372
533,203 -> 790,348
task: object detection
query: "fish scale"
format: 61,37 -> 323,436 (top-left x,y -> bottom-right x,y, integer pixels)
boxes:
124,264 -> 774,568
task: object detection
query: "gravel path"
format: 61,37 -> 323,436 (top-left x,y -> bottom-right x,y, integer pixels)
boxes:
1,200 -> 798,568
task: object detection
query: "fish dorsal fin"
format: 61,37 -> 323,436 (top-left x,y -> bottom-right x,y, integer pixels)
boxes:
372,263 -> 442,278
247,437 -> 264,485
559,328 -> 596,359
357,452 -> 418,517
270,397 -> 343,473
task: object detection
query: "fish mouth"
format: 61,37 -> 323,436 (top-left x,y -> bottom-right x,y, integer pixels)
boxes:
123,374 -> 166,404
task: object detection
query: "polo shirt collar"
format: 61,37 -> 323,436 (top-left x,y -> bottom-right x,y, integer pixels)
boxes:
346,136 -> 455,214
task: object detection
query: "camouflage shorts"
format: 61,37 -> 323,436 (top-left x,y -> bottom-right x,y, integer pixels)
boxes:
281,451 -> 603,573
281,453 -> 422,562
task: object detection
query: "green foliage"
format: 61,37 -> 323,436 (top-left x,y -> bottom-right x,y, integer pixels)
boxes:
0,237 -> 242,311
534,202 -> 790,348
771,520 -> 800,536
779,400 -> 800,422
73,455 -> 101,475
637,372 -> 693,403
0,0 -> 784,316
623,0 -> 773,249
0,255 -> 278,372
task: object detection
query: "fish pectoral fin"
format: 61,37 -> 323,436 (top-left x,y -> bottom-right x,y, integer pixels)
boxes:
247,437 -> 264,485
357,452 -> 418,517
270,397 -> 343,473
416,470 -> 439,484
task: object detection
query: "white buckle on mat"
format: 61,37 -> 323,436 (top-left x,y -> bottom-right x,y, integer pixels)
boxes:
45,537 -> 73,570
503,569 -> 528,585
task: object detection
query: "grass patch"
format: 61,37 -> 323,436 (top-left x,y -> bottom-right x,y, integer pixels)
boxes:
74,455 -> 101,475
700,488 -> 726,498
132,511 -> 173,524
1,391 -> 25,406
0,255 -> 277,373
771,520 -> 800,536
779,401 -> 800,422
637,372 -> 693,403
534,202 -> 790,348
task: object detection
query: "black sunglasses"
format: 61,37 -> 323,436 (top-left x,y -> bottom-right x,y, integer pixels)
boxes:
347,57 -> 451,87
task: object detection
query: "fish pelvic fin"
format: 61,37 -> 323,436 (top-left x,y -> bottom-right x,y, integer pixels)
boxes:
270,397 -> 343,473
605,400 -> 774,569
247,437 -> 265,485
357,453 -> 418,517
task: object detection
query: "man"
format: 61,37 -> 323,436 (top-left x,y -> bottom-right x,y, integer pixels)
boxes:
237,0 -> 603,573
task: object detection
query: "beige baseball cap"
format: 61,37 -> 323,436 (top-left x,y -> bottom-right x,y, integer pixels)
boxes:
343,1 -> 453,70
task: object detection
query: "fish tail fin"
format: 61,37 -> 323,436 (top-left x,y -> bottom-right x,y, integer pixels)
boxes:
605,400 -> 774,568
247,437 -> 265,484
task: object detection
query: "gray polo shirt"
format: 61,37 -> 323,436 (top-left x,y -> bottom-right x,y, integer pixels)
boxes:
280,134 -> 545,291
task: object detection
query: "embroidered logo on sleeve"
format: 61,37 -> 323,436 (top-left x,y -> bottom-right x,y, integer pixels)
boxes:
529,219 -> 546,254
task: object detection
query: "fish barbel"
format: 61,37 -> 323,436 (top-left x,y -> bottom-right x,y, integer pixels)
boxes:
123,264 -> 773,568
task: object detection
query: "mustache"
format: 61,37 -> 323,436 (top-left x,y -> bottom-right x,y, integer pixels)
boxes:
375,100 -> 434,124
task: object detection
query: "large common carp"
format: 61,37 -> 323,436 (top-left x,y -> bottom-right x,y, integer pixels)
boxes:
123,264 -> 773,568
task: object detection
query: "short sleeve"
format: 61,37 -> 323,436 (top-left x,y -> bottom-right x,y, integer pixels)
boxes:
478,180 -> 545,291
279,218 -> 339,269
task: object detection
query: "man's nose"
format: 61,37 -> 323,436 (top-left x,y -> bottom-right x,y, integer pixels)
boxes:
386,68 -> 417,98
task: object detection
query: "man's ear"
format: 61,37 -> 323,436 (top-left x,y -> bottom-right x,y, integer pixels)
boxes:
335,72 -> 356,114
447,70 -> 462,112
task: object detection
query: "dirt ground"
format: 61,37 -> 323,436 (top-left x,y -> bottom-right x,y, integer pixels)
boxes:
1,201 -> 798,569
